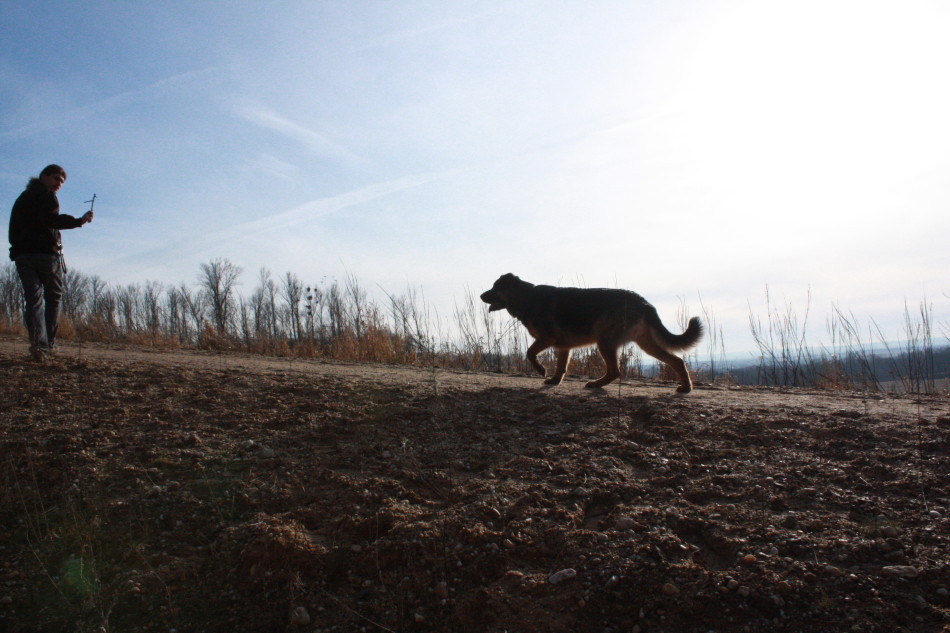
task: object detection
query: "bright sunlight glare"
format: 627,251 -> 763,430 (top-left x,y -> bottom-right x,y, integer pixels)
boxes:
662,1 -> 950,242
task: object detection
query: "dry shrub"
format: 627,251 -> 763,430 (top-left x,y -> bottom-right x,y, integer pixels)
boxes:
325,326 -> 421,365
196,326 -> 236,351
74,318 -> 119,342
0,321 -> 25,337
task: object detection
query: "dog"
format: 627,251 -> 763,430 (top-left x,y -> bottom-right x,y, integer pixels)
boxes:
480,273 -> 703,392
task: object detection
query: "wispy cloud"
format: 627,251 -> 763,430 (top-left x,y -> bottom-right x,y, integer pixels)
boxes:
95,169 -> 450,273
241,153 -> 300,182
234,104 -> 361,164
219,170 -> 444,239
0,67 -> 221,142
358,7 -> 506,51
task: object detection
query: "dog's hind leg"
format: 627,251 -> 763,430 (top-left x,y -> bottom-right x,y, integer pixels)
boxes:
637,336 -> 693,393
526,339 -> 552,378
545,348 -> 572,385
585,342 -> 622,389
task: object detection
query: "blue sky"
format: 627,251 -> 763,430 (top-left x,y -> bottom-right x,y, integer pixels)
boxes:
2,1 -> 948,355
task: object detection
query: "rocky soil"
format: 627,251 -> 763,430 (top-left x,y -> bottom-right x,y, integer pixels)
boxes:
1,337 -> 949,633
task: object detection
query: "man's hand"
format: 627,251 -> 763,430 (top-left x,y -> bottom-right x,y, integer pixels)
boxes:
82,210 -> 94,224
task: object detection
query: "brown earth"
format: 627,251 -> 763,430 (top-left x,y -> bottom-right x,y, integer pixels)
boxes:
1,336 -> 949,633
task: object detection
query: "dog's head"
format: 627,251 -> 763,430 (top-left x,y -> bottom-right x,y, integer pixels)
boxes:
480,273 -> 523,312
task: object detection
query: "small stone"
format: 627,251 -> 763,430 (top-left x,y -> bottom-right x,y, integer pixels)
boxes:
414,612 -> 426,623
727,579 -> 740,591
880,525 -> 900,538
661,583 -> 679,595
615,517 -> 638,530
548,568 -> 577,584
882,565 -> 920,578
883,537 -> 903,551
290,606 -> 311,626
0,596 -> 12,605
741,554 -> 757,564
435,581 -> 449,598
738,586 -> 751,597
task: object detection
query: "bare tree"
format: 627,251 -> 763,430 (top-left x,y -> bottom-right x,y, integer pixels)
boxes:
0,263 -> 22,326
344,272 -> 368,340
238,296 -> 253,347
281,271 -> 304,341
249,268 -> 279,340
304,283 -> 324,341
177,282 -> 206,341
165,285 -> 190,343
325,281 -> 346,339
199,258 -> 242,336
117,284 -> 142,335
62,269 -> 91,323
88,275 -> 116,335
142,280 -> 165,337
385,284 -> 439,360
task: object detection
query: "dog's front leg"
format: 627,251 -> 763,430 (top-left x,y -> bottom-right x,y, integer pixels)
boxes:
525,339 -> 551,378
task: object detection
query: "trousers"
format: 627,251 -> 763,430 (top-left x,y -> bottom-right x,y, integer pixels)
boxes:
14,254 -> 64,352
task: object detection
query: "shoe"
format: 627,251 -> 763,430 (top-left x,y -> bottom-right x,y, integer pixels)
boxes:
30,346 -> 49,362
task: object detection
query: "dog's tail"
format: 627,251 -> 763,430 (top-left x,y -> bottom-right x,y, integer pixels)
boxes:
647,310 -> 704,352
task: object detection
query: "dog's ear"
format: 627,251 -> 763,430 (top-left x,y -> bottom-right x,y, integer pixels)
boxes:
501,273 -> 518,283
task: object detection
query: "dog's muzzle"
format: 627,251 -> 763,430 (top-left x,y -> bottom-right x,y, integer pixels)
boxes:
480,291 -> 503,312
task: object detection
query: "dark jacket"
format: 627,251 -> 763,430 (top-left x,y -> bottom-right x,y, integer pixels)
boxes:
8,179 -> 86,260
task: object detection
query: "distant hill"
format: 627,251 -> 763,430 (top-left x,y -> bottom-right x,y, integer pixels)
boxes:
698,344 -> 950,392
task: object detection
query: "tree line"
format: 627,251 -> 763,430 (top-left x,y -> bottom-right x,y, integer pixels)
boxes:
2,259 -> 946,393
0,258 -> 553,374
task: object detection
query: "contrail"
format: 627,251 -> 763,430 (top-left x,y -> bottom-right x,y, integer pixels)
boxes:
1,67 -> 221,142
93,169 -> 453,273
234,104 -> 361,164
217,171 -> 444,240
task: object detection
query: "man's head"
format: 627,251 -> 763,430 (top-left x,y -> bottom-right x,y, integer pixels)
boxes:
38,164 -> 67,193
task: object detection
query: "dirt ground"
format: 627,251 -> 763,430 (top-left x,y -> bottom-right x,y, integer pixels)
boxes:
1,336 -> 949,633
